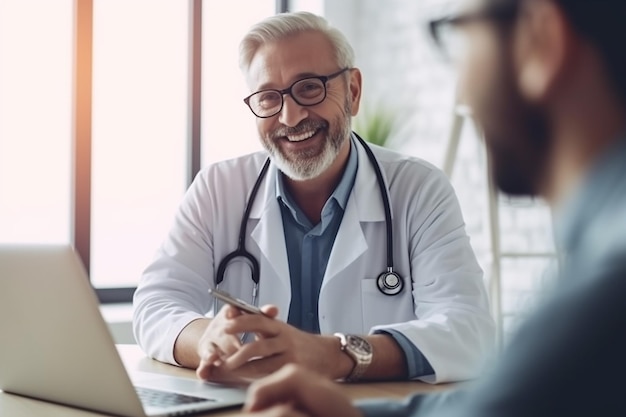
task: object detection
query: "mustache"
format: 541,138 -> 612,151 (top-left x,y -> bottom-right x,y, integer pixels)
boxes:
269,119 -> 328,140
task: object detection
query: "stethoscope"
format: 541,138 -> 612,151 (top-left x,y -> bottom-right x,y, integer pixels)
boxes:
214,132 -> 405,308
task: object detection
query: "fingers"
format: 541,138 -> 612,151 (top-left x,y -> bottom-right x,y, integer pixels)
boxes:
224,313 -> 282,338
261,304 -> 279,318
245,365 -> 362,417
248,404 -> 308,417
244,364 -> 334,415
222,353 -> 286,382
198,329 -> 240,361
224,304 -> 243,319
197,342 -> 226,380
222,337 -> 286,371
244,365 -> 311,411
218,304 -> 280,338
202,342 -> 225,364
202,337 -> 287,384
197,304 -> 281,381
197,306 -> 243,373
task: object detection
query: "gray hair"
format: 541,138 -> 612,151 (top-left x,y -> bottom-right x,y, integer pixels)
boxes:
238,11 -> 355,73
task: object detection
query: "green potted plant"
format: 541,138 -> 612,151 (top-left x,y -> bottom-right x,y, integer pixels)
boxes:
352,104 -> 398,148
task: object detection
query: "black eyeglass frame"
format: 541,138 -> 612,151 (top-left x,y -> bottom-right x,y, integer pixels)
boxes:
243,67 -> 351,118
428,1 -> 519,52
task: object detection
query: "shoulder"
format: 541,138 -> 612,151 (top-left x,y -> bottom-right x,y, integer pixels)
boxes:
181,151 -> 269,207
196,151 -> 269,181
190,151 -> 269,192
368,142 -> 439,172
365,144 -> 457,209
367,143 -> 449,188
456,256 -> 626,416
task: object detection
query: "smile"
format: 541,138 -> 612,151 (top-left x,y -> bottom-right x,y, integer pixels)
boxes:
285,129 -> 318,142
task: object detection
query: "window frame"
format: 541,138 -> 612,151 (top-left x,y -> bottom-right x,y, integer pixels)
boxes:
71,0 -> 289,304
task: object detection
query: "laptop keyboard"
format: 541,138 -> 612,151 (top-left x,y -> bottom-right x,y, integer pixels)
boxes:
136,386 -> 215,408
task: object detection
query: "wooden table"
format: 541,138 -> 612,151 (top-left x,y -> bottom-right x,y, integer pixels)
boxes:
0,344 -> 453,416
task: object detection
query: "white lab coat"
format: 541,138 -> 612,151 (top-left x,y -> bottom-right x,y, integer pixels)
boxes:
133,139 -> 495,383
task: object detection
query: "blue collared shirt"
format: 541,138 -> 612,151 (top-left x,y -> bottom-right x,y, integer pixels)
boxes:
276,135 -> 434,378
276,137 -> 358,333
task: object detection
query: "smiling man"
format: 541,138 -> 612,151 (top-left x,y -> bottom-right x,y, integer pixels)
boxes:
133,11 -> 494,385
239,0 -> 626,416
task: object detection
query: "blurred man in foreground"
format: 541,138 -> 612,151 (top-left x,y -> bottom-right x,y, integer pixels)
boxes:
241,0 -> 626,415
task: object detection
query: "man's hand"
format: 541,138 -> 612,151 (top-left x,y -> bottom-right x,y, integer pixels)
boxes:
243,364 -> 363,417
197,305 -> 354,383
195,304 -> 277,381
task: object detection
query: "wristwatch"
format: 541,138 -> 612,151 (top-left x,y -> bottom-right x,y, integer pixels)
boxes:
334,333 -> 373,381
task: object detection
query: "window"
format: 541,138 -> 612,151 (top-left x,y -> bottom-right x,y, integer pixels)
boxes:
90,0 -> 189,289
0,0 -> 282,302
201,1 -> 275,165
0,0 -> 73,245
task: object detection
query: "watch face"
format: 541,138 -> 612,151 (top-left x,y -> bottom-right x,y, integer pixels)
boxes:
346,335 -> 373,355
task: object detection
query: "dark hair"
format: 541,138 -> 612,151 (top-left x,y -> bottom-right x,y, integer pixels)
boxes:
555,0 -> 626,104
516,0 -> 626,105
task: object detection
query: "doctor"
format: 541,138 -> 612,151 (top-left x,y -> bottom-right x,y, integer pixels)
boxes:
133,11 -> 494,384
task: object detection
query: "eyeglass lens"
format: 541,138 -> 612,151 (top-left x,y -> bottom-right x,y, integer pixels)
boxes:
248,77 -> 327,117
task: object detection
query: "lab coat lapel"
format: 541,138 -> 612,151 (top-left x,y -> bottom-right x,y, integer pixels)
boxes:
322,198 -> 368,286
249,162 -> 291,317
322,140 -> 387,288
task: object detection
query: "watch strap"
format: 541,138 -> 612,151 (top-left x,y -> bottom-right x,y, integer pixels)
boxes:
334,333 -> 372,381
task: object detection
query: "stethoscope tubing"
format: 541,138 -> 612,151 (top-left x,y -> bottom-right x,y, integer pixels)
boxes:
354,133 -> 394,272
214,132 -> 403,298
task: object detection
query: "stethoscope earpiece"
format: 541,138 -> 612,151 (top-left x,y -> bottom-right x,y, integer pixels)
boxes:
377,270 -> 404,296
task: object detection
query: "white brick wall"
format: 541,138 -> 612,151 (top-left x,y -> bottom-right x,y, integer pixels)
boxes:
326,0 -> 558,342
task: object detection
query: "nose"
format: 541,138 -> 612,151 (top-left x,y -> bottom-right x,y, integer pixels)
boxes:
278,94 -> 308,127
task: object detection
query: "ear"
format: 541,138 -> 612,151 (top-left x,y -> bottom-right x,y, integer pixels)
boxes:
348,68 -> 363,116
514,0 -> 574,101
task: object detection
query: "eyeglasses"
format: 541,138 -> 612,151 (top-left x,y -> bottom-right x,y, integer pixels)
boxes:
243,68 -> 351,118
428,2 -> 518,62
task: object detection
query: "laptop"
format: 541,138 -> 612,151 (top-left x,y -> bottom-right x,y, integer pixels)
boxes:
0,244 -> 247,416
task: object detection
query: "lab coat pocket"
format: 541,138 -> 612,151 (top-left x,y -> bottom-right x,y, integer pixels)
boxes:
360,278 -> 407,331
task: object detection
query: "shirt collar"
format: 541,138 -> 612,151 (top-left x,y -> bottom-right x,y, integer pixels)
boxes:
275,133 -> 359,219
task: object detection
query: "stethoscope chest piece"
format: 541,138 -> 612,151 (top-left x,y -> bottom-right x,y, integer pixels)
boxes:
377,270 -> 404,296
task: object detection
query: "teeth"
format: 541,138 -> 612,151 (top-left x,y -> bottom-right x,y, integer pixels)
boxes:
286,129 -> 316,142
